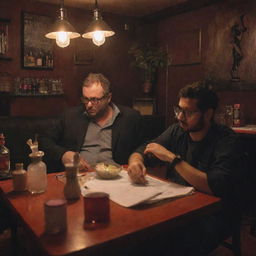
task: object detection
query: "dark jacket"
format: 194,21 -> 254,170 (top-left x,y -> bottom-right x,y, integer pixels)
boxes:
39,104 -> 144,171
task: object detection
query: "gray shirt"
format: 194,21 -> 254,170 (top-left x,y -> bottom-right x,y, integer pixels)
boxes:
80,104 -> 120,165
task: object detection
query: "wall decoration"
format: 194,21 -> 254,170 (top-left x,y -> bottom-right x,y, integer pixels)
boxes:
22,12 -> 54,70
74,37 -> 93,65
0,18 -> 11,60
170,28 -> 201,66
230,14 -> 247,82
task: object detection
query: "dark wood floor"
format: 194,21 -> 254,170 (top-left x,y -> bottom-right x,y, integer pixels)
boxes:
209,217 -> 256,256
0,216 -> 256,256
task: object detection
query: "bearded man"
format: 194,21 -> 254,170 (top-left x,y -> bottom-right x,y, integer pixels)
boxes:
128,82 -> 243,256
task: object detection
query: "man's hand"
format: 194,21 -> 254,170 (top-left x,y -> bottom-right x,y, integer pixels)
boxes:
127,153 -> 147,185
61,151 -> 91,171
144,143 -> 175,162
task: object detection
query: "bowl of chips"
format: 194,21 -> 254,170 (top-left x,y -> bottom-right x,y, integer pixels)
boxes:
95,163 -> 122,179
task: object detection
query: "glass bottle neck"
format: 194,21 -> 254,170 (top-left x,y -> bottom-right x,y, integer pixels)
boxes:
30,156 -> 42,163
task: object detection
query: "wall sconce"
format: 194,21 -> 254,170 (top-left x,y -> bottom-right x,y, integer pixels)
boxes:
82,0 -> 115,47
45,0 -> 80,48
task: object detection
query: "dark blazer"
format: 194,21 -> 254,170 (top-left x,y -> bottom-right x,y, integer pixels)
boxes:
39,104 -> 144,171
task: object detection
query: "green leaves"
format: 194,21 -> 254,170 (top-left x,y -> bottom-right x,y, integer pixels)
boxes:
128,44 -> 171,82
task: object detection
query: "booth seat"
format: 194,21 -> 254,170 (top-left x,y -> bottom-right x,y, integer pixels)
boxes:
0,116 -> 58,172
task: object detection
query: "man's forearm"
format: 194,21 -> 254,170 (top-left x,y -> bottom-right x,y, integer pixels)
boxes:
128,152 -> 144,164
175,160 -> 213,195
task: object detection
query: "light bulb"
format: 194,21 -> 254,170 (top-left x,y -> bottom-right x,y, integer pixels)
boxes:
56,31 -> 70,48
92,31 -> 105,46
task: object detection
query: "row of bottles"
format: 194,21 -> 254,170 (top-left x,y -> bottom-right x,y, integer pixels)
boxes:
1,134 -> 81,201
24,49 -> 53,68
11,155 -> 47,194
13,77 -> 64,96
0,133 -> 47,194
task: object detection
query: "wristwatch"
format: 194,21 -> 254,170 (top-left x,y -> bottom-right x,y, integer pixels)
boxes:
170,155 -> 182,169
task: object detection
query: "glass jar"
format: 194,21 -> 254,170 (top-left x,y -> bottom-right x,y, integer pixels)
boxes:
12,163 -> 27,192
27,151 -> 47,194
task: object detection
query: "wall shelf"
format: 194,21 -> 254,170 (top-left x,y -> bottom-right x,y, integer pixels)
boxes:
12,93 -> 64,97
0,55 -> 12,61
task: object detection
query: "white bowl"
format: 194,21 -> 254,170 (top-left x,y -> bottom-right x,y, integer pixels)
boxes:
95,163 -> 122,179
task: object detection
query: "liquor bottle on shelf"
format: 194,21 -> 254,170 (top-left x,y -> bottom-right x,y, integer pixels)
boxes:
24,51 -> 30,67
14,77 -> 21,95
0,133 -> 10,178
27,51 -> 35,67
233,104 -> 244,127
36,50 -> 42,67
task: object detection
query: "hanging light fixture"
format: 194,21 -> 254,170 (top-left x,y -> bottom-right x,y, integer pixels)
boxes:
45,0 -> 80,48
82,0 -> 115,47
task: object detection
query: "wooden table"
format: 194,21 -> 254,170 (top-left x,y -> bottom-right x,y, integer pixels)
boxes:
0,173 -> 221,256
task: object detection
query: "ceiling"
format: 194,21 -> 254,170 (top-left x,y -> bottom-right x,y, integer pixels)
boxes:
34,0 -> 190,17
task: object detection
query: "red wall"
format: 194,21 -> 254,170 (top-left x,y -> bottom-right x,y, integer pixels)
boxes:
156,0 -> 256,126
0,0 -> 145,117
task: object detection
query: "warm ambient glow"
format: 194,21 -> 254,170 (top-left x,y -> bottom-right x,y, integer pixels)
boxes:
56,31 -> 71,48
82,0 -> 115,47
92,31 -> 105,46
45,0 -> 80,48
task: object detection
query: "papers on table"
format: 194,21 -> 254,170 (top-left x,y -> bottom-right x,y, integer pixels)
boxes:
80,171 -> 194,207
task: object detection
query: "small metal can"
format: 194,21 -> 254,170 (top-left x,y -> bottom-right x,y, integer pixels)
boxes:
44,199 -> 67,234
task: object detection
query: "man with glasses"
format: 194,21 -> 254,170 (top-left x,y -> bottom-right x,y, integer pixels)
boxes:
39,73 -> 144,171
127,82 -> 243,255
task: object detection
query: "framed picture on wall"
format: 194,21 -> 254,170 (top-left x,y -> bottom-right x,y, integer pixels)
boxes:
74,37 -> 94,65
22,12 -> 54,70
170,28 -> 202,66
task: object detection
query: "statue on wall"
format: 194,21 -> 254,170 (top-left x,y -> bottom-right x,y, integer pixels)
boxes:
230,14 -> 247,81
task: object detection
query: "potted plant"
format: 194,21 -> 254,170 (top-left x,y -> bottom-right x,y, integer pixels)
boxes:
128,43 -> 171,94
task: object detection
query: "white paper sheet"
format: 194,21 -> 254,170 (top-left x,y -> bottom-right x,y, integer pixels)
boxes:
80,171 -> 194,207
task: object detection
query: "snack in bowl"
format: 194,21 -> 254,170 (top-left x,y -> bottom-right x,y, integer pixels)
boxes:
95,163 -> 122,179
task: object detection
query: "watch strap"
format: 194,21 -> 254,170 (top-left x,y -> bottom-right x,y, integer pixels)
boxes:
170,155 -> 182,169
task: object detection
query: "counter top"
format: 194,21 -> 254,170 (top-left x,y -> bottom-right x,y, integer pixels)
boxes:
232,125 -> 256,135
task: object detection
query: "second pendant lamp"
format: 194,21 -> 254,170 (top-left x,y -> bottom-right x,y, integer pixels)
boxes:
82,0 -> 115,46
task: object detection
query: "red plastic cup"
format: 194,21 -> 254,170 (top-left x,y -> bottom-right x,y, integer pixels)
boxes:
83,192 -> 110,223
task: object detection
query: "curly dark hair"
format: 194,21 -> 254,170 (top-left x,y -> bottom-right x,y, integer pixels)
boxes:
178,81 -> 219,112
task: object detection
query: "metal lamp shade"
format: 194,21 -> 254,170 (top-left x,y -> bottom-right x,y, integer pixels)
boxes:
45,19 -> 80,39
82,18 -> 115,39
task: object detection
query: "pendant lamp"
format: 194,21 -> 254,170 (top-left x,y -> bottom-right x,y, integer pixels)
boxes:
45,0 -> 80,48
82,0 -> 115,47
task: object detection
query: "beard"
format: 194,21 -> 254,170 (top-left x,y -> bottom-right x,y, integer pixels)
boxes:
179,115 -> 205,133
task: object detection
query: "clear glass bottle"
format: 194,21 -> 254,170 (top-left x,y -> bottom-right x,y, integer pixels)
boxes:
27,151 -> 47,194
0,133 -> 10,178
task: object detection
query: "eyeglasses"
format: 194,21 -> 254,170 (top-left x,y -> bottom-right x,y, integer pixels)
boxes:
173,106 -> 199,118
81,95 -> 108,105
